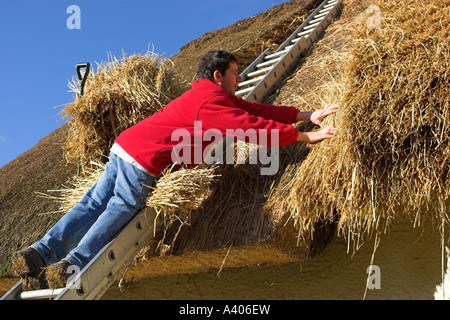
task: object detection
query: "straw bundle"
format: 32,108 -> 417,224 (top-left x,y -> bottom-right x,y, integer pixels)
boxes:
284,0 -> 449,243
62,51 -> 182,170
146,164 -> 221,222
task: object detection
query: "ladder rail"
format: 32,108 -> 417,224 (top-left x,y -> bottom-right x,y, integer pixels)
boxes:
243,36 -> 309,103
54,206 -> 161,300
238,48 -> 272,81
1,280 -> 23,300
275,0 -> 340,53
1,206 -> 162,300
237,0 -> 343,102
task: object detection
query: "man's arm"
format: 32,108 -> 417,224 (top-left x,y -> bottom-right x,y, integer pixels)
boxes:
230,95 -> 298,124
296,125 -> 336,143
296,103 -> 340,124
296,111 -> 313,122
207,95 -> 339,145
198,95 -> 299,147
296,103 -> 339,143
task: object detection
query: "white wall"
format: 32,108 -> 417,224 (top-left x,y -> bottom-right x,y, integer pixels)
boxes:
103,216 -> 448,300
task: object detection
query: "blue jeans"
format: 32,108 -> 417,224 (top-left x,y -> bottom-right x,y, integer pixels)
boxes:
32,152 -> 154,270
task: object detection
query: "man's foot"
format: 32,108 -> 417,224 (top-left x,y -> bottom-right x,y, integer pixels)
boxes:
46,260 -> 73,289
12,247 -> 48,290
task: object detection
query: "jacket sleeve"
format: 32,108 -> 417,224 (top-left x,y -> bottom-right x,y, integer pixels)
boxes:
197,95 -> 298,147
229,95 -> 299,124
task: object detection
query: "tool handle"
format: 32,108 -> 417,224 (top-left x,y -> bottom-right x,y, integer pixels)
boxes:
76,63 -> 90,96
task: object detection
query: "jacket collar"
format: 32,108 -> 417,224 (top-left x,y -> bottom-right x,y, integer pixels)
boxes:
191,78 -> 226,95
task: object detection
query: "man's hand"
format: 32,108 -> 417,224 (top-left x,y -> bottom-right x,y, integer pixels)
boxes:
310,103 -> 340,126
297,125 -> 336,143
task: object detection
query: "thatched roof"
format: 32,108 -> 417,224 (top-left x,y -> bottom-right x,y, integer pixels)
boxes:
137,0 -> 449,264
0,124 -> 77,277
0,0 -> 322,279
1,0 -> 448,285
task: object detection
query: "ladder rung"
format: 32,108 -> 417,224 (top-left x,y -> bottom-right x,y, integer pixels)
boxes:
284,44 -> 294,51
309,17 -> 324,25
298,29 -> 314,37
319,7 -> 332,14
20,288 -> 65,300
265,49 -> 288,60
238,75 -> 264,87
247,66 -> 272,78
256,57 -> 281,69
304,21 -> 321,30
235,86 -> 256,96
323,1 -> 338,9
314,11 -> 330,19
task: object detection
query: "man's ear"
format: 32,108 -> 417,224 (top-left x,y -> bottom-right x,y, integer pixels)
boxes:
213,70 -> 222,85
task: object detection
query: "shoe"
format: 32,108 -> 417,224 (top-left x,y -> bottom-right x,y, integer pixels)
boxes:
46,259 -> 74,289
12,247 -> 46,277
12,247 -> 48,290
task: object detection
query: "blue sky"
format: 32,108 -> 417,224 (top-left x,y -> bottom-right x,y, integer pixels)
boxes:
0,0 -> 287,168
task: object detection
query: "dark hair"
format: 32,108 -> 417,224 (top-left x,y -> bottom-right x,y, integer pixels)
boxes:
197,50 -> 238,81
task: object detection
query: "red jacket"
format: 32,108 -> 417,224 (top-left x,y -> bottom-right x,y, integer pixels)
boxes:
114,78 -> 299,176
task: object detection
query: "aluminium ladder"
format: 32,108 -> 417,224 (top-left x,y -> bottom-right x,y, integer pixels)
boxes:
1,0 -> 342,300
2,207 -> 162,300
236,0 -> 343,103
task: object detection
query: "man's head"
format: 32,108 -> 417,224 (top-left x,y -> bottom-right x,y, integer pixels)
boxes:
197,50 -> 242,97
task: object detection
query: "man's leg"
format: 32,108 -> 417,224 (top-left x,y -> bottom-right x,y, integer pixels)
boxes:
31,153 -> 120,265
62,156 -> 154,270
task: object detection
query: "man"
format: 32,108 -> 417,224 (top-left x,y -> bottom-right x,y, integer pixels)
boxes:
13,50 -> 338,289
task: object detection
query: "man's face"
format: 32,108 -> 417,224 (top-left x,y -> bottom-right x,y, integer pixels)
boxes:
215,61 -> 242,97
